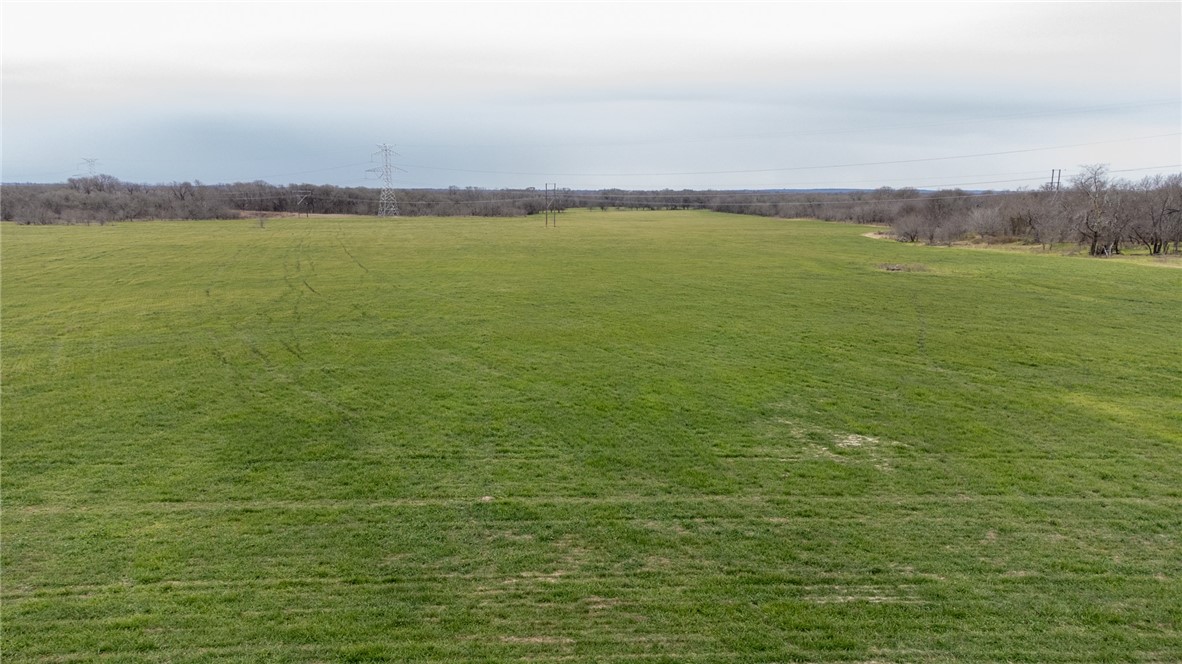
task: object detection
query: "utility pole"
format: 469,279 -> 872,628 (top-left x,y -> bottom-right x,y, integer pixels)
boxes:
368,144 -> 404,217
545,183 -> 557,227
1048,169 -> 1062,192
80,158 -> 98,177
294,189 -> 313,217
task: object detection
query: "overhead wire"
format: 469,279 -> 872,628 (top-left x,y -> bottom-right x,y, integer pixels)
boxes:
201,160 -> 1180,212
5,96 -> 1177,187
555,164 -> 1182,197
396,98 -> 1180,149
398,132 -> 1181,178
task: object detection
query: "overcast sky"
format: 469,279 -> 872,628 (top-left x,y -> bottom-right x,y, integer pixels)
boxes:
3,1 -> 1180,190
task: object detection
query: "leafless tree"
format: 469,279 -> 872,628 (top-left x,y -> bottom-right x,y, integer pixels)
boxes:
1070,164 -> 1117,256
1128,174 -> 1182,254
169,181 -> 194,201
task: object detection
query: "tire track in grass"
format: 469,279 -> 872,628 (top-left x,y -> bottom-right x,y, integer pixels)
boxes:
198,222 -> 358,429
203,224 -> 270,383
333,218 -> 371,275
274,223 -> 314,361
241,222 -> 369,422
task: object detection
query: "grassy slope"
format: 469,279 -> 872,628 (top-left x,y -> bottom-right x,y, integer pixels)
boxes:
3,210 -> 1180,662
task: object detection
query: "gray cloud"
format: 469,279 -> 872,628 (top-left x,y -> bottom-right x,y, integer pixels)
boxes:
3,2 -> 1179,189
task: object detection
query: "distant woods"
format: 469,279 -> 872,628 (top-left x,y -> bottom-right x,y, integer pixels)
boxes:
0,179 -> 555,223
3,165 -> 1180,256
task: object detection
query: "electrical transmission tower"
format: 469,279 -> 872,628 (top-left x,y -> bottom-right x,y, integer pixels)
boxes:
80,158 -> 98,176
368,144 -> 404,217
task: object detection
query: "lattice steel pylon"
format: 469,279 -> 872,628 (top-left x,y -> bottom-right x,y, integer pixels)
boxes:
368,143 -> 404,217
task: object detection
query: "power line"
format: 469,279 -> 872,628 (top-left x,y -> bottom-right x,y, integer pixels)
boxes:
399,132 -> 1181,178
252,161 -> 373,181
8,135 -> 1177,192
556,190 -> 1022,209
687,164 -> 1182,193
396,98 -> 1181,150
42,160 -> 1179,206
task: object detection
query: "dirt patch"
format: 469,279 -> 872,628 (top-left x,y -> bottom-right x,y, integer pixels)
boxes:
238,210 -> 291,219
837,433 -> 880,448
802,584 -> 923,605
878,263 -> 927,272
763,413 -> 907,472
583,595 -> 621,610
514,571 -> 565,584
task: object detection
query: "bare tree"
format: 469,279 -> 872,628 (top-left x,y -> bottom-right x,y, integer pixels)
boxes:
1070,164 -> 1117,256
891,213 -> 923,242
169,181 -> 194,201
1129,174 -> 1182,254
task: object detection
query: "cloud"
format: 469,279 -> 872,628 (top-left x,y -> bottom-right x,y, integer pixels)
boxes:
3,2 -> 1179,188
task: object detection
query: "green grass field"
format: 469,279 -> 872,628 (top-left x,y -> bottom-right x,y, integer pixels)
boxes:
3,210 -> 1180,662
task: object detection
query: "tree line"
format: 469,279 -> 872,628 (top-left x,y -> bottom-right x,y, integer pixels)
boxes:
3,166 -> 1179,255
0,178 -> 559,223
583,167 -> 1181,256
852,167 -> 1181,256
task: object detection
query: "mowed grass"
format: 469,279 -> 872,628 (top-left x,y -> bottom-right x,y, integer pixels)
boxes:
3,209 -> 1180,662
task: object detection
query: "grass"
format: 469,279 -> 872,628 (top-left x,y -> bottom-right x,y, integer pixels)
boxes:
3,209 -> 1180,662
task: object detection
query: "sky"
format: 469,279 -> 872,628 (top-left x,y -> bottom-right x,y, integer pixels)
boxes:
2,1 -> 1180,190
